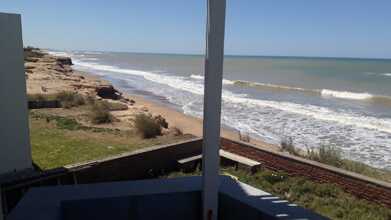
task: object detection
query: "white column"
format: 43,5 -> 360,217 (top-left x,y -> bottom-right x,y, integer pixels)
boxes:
201,0 -> 226,220
0,13 -> 32,175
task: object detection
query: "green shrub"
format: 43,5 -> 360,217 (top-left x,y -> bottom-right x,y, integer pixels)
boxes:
89,102 -> 114,124
55,117 -> 81,130
56,91 -> 85,108
134,114 -> 162,138
307,145 -> 342,167
261,170 -> 288,184
280,136 -> 300,156
225,168 -> 391,220
28,94 -> 48,101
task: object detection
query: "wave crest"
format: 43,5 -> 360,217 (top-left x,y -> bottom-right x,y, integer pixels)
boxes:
233,80 -> 391,102
190,74 -> 234,85
320,89 -> 373,100
234,80 -> 312,92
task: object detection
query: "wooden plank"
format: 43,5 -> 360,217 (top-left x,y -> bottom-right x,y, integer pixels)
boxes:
178,150 -> 261,173
178,155 -> 202,164
219,150 -> 260,167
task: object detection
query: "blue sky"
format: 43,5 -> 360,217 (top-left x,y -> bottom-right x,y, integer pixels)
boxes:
1,0 -> 391,58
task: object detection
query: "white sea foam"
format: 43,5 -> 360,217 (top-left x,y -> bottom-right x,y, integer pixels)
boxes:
81,58 -> 99,61
321,89 -> 373,100
83,51 -> 103,55
233,80 -> 380,101
190,74 -> 234,85
74,60 -> 391,134
234,80 -> 311,92
71,57 -> 391,169
190,74 -> 204,80
46,51 -> 73,57
365,72 -> 391,77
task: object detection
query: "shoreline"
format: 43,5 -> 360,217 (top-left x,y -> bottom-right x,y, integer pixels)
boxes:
26,49 -> 280,152
25,48 -> 391,181
127,93 -> 279,151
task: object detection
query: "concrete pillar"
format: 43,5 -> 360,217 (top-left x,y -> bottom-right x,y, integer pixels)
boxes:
201,0 -> 226,220
0,13 -> 32,175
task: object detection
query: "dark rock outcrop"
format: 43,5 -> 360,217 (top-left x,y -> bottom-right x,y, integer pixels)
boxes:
24,47 -> 44,60
96,85 -> 122,100
56,57 -> 73,65
53,64 -> 72,73
154,115 -> 168,129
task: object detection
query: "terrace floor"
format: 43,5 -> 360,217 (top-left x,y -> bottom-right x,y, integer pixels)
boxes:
8,176 -> 326,220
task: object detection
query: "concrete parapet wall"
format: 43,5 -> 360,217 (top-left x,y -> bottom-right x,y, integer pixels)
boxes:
2,137 -> 391,216
221,138 -> 391,208
66,138 -> 203,183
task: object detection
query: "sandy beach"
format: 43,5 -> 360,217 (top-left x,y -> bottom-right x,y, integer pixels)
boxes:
25,49 -> 279,151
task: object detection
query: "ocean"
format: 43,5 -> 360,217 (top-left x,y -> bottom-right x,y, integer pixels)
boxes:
49,50 -> 391,170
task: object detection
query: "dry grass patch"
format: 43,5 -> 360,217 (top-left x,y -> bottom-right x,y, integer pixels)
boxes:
30,112 -> 193,170
88,101 -> 115,124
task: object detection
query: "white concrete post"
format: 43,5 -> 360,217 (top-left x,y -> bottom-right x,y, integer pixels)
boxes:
201,0 -> 226,220
0,13 -> 32,174
0,13 -> 32,219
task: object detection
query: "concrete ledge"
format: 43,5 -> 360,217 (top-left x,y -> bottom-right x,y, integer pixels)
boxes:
8,176 -> 327,220
65,137 -> 202,170
222,138 -> 391,188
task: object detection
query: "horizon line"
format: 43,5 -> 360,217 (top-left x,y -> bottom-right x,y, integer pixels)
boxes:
44,47 -> 391,61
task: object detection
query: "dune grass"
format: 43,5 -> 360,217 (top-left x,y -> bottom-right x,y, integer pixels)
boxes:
165,167 -> 391,220
88,101 -> 115,124
30,112 -> 192,170
279,140 -> 391,183
28,92 -> 133,125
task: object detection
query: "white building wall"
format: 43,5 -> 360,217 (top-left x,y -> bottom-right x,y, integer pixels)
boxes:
0,12 -> 32,176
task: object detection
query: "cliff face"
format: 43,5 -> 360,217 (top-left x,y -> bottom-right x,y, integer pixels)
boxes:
22,48 -> 169,132
24,48 -> 109,96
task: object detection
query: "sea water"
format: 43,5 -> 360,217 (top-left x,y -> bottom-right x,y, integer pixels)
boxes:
49,50 -> 391,170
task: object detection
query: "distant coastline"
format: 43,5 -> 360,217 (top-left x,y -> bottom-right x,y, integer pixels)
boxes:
24,48 -> 391,183
27,48 -> 278,151
44,48 -> 391,61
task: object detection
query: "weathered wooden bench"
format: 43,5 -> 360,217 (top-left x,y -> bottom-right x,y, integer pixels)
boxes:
219,150 -> 261,173
177,149 -> 261,173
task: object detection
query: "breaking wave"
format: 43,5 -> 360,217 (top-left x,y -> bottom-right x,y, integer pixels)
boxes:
234,80 -> 313,93
190,74 -> 234,85
65,52 -> 391,169
72,60 -> 391,134
233,80 -> 391,102
320,89 -> 373,100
